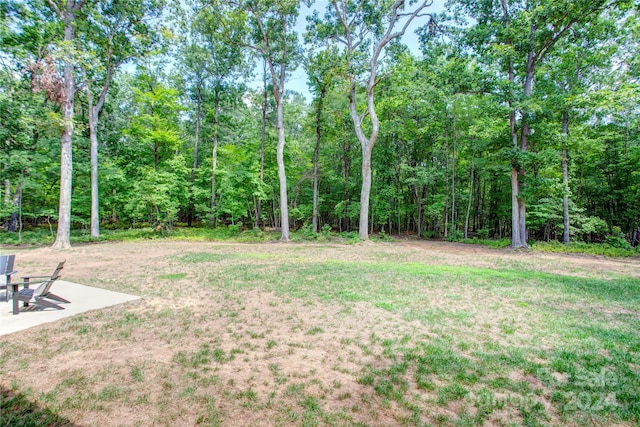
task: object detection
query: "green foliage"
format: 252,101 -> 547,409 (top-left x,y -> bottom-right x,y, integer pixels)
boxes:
1,0 -> 638,251
124,157 -> 190,228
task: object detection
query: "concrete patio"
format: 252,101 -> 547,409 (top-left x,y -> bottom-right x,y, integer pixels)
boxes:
0,280 -> 140,336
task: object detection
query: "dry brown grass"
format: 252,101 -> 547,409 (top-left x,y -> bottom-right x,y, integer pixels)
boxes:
1,240 -> 638,426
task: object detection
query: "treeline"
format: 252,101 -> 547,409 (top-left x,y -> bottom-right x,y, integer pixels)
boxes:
1,0 -> 639,248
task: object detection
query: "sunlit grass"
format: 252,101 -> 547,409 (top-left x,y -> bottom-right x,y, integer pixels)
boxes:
2,242 -> 639,426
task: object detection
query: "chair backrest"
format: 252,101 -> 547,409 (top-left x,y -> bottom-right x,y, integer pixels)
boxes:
5,255 -> 15,274
51,260 -> 65,280
0,255 -> 10,274
32,261 -> 65,297
0,256 -> 6,285
0,255 -> 15,284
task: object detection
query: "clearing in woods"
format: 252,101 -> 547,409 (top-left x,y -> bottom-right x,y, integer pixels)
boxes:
1,240 -> 639,426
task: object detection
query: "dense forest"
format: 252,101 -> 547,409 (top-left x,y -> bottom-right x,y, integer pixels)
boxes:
1,0 -> 639,249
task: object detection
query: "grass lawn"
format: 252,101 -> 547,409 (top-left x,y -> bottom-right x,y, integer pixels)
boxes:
1,240 -> 639,426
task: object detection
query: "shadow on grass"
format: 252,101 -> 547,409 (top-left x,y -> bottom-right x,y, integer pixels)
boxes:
1,386 -> 79,427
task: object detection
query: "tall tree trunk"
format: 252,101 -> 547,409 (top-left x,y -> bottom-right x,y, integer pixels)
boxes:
444,115 -> 449,238
451,114 -> 457,236
7,182 -> 22,232
89,108 -> 99,237
192,86 -> 202,181
342,137 -> 350,233
257,62 -> 267,230
414,186 -> 423,238
275,95 -> 289,241
562,111 -> 570,244
52,5 -> 80,249
331,0 -> 428,240
312,87 -> 325,233
211,88 -> 220,222
501,0 -> 524,249
3,179 -> 9,205
515,44 -> 536,249
349,70 -> 379,240
359,148 -> 373,240
188,86 -> 202,228
465,157 -> 474,239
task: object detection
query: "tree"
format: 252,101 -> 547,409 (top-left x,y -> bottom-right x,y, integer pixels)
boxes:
187,4 -> 247,223
43,0 -> 86,249
311,0 -> 434,240
452,0 -> 617,248
224,0 -> 303,241
80,0 -> 163,237
305,47 -> 340,232
537,17 -> 617,243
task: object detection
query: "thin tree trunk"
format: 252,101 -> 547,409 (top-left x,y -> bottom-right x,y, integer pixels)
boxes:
257,61 -> 267,229
211,88 -> 220,222
451,114 -> 457,236
192,86 -> 202,181
3,179 -> 9,205
444,115 -> 449,238
562,112 -> 570,244
415,186 -> 423,238
83,63 -> 112,239
312,87 -> 325,233
88,108 -> 99,237
7,182 -> 22,232
342,137 -> 350,233
465,157 -> 474,239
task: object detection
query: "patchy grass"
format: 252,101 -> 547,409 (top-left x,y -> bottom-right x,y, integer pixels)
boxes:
1,240 -> 639,426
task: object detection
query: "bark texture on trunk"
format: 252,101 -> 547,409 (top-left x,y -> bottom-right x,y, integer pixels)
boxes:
312,87 -> 325,233
89,109 -> 99,237
275,97 -> 289,241
52,7 -> 79,249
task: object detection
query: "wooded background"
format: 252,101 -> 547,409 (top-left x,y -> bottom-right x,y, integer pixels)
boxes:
1,0 -> 639,248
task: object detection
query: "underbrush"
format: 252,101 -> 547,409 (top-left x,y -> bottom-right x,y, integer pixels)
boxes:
1,227 -> 638,258
458,238 -> 512,249
531,240 -> 639,258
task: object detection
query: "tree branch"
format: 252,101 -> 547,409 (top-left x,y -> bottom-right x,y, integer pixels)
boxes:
46,0 -> 61,17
